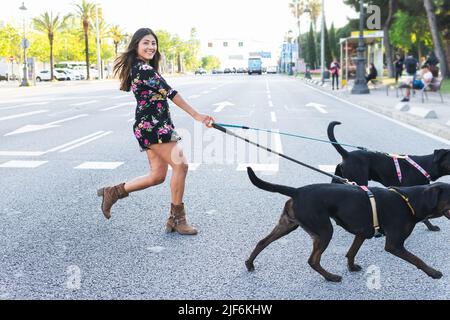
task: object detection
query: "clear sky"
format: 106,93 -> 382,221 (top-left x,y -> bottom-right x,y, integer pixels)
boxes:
1,0 -> 358,53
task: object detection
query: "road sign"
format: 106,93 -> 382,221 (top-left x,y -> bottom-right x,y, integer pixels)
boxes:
21,38 -> 30,49
9,56 -> 14,62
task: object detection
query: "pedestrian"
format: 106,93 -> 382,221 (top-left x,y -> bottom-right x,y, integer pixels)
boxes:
400,64 -> 433,102
393,54 -> 404,83
404,52 -> 418,80
425,50 -> 440,77
365,63 -> 378,84
329,58 -> 340,90
97,28 -> 215,235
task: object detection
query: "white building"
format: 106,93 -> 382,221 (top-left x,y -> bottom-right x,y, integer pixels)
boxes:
201,38 -> 279,70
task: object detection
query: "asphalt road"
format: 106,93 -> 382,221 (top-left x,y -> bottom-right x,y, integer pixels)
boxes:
1,74 -> 450,299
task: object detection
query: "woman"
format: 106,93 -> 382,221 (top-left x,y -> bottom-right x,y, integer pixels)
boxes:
393,54 -> 404,83
97,28 -> 215,235
329,58 -> 340,90
365,63 -> 378,84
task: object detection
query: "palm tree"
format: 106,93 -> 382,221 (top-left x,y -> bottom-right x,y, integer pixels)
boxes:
32,12 -> 70,81
308,0 -> 322,32
424,0 -> 449,78
73,0 -> 95,80
109,25 -> 125,57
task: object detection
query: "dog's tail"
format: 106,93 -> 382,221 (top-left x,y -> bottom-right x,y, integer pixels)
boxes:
327,121 -> 349,159
247,167 -> 297,198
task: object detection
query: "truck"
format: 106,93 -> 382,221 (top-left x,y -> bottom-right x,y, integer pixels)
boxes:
248,57 -> 262,75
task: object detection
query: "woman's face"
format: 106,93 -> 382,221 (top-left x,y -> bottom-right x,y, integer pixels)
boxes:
137,34 -> 157,62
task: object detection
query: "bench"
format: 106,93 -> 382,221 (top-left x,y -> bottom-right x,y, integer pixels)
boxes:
421,78 -> 444,103
368,79 -> 382,90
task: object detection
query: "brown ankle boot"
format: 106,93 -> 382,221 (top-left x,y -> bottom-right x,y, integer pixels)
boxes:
97,183 -> 129,219
165,203 -> 198,235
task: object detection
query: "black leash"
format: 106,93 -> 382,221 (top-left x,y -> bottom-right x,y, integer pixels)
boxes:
212,123 -> 351,185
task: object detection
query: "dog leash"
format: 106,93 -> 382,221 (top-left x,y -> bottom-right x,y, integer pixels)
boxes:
214,122 -> 368,151
212,123 -> 384,238
212,123 -> 351,184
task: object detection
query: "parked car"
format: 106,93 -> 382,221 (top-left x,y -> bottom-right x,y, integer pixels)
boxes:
194,67 -> 207,75
267,66 -> 278,74
0,74 -> 7,81
236,67 -> 245,73
224,68 -> 232,74
36,70 -> 68,81
55,68 -> 81,80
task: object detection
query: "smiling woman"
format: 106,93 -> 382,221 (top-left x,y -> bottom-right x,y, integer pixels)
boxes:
96,27 -> 215,236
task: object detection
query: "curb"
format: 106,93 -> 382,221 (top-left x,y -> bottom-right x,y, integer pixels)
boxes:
298,77 -> 450,141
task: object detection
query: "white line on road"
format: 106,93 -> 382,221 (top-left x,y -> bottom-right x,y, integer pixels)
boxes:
271,112 -> 277,123
0,160 -> 48,168
70,100 -> 99,107
0,110 -> 49,121
202,91 -> 210,94
0,102 -> 50,111
110,95 -> 130,99
0,151 -> 46,156
318,165 -> 337,173
46,131 -> 106,153
306,102 -> 328,114
267,94 -> 272,100
213,101 -> 235,113
302,82 -> 450,145
101,102 -> 134,111
188,94 -> 201,99
75,162 -> 124,170
4,114 -> 89,136
59,131 -> 113,153
268,100 -> 274,108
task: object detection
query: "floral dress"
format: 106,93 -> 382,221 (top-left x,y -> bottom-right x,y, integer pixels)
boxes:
131,59 -> 181,151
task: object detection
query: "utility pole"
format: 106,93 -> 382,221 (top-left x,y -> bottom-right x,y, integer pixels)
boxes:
19,2 -> 30,86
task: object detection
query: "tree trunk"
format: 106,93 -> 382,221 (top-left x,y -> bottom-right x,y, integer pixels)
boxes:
383,0 -> 397,78
114,42 -> 118,57
84,22 -> 90,80
424,0 -> 449,78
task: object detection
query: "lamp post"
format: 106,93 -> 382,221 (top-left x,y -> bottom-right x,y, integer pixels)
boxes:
19,2 -> 30,87
95,3 -> 102,80
320,0 -> 325,84
351,0 -> 370,94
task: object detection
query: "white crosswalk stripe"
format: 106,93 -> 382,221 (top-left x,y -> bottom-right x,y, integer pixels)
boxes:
0,160 -> 48,168
75,162 -> 124,170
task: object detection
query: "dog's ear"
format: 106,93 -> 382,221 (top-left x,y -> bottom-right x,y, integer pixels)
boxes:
433,149 -> 449,164
424,184 -> 442,213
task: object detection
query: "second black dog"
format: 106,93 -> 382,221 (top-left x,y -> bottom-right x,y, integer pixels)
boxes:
328,121 -> 450,231
245,167 -> 450,282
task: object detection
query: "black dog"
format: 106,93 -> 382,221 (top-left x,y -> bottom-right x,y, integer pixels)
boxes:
328,121 -> 450,231
245,167 -> 450,282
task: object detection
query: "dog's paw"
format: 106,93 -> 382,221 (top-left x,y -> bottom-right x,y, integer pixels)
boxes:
245,260 -> 255,272
326,274 -> 342,282
348,264 -> 363,272
428,270 -> 443,279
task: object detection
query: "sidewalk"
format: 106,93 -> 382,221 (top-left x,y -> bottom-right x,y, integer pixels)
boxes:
299,77 -> 450,140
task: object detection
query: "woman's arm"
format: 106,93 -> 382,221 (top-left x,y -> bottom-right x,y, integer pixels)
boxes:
172,93 -> 215,127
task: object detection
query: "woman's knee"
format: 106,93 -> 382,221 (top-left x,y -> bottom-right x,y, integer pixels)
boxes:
147,173 -> 166,186
172,162 -> 189,175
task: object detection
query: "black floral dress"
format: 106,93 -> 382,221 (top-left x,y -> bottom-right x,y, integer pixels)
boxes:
131,59 -> 181,151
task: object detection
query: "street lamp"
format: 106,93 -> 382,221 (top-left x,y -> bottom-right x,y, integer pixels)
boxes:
351,0 -> 370,94
320,0 -> 325,84
95,3 -> 102,80
19,2 -> 30,87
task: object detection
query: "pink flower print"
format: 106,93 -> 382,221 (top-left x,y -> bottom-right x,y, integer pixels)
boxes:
141,64 -> 153,71
141,91 -> 149,95
134,129 -> 142,139
140,100 -> 146,106
158,127 -> 169,135
157,102 -> 163,112
144,139 -> 149,145
143,121 -> 152,129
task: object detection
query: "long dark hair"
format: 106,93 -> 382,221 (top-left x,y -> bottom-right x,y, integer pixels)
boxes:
113,28 -> 161,91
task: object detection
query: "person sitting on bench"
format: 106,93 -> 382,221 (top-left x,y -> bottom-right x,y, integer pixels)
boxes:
400,64 -> 433,102
365,63 -> 378,84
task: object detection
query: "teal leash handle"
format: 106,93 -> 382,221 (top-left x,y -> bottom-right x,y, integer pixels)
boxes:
214,122 -> 368,151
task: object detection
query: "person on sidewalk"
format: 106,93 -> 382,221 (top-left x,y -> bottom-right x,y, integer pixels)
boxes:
365,63 -> 378,84
400,64 -> 433,102
329,58 -> 340,90
393,54 -> 404,83
404,52 -> 418,80
425,50 -> 440,77
97,28 -> 215,235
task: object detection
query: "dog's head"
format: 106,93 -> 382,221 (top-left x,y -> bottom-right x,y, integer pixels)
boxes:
422,182 -> 450,220
433,149 -> 450,176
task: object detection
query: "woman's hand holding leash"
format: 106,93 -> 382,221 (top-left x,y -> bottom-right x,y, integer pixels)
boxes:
195,113 -> 215,128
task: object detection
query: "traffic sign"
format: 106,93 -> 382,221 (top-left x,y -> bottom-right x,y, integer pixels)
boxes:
21,38 -> 30,49
9,56 -> 14,62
